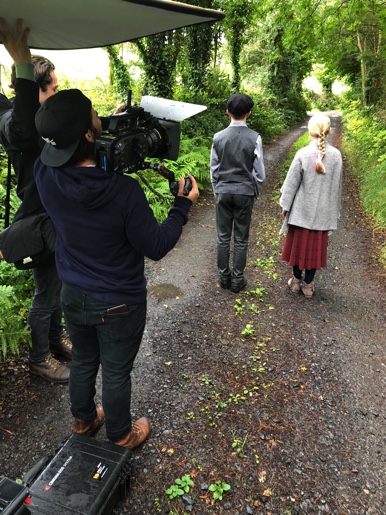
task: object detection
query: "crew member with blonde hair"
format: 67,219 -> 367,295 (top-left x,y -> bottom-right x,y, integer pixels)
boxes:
279,114 -> 343,298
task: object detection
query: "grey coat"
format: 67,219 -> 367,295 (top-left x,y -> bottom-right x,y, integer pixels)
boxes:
279,140 -> 342,234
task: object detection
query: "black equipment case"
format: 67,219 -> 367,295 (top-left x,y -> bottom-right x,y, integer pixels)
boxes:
0,477 -> 29,515
21,434 -> 131,515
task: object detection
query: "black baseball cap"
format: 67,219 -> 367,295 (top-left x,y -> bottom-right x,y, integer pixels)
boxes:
35,89 -> 92,167
226,93 -> 254,116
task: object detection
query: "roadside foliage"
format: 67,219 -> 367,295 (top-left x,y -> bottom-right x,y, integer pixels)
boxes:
0,0 -> 385,360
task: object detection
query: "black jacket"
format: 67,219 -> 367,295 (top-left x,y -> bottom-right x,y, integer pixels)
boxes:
0,78 -> 44,222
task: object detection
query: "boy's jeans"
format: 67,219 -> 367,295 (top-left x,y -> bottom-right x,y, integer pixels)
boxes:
215,193 -> 254,286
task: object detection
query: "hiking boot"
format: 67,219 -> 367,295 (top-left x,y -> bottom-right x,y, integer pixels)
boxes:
50,333 -> 72,360
113,417 -> 152,450
301,281 -> 315,299
72,405 -> 105,436
288,276 -> 301,293
29,354 -> 70,383
230,278 -> 247,293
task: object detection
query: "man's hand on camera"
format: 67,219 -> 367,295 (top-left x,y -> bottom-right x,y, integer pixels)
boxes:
177,174 -> 199,203
0,18 -> 31,64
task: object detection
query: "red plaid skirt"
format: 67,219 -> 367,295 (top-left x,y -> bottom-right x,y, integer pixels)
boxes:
280,225 -> 328,270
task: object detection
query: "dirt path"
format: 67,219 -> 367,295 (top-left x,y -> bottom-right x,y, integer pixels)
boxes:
0,114 -> 385,514
132,119 -> 311,401
127,113 -> 386,514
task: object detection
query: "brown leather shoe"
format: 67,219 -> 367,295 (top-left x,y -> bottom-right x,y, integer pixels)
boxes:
50,333 -> 72,360
114,417 -> 151,450
72,405 -> 105,436
29,354 -> 70,383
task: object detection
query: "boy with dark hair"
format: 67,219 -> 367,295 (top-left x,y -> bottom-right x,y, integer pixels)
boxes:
210,93 -> 265,293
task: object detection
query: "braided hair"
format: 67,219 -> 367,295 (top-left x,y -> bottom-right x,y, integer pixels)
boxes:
308,114 -> 331,174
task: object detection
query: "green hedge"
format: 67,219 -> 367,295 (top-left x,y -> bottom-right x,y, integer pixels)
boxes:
342,102 -> 386,265
342,103 -> 386,230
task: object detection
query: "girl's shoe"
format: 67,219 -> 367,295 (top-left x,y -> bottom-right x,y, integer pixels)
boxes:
287,276 -> 301,293
301,281 -> 315,299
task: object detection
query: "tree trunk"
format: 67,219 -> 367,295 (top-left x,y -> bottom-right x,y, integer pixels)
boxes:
356,30 -> 367,106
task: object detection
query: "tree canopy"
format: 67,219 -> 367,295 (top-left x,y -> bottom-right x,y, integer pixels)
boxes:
105,0 -> 386,109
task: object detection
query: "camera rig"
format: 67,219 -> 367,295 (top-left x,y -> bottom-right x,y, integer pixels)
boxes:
95,92 -> 206,196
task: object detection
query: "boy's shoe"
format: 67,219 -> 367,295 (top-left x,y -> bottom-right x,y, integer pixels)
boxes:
72,405 -> 105,436
219,277 -> 231,289
230,278 -> 247,293
301,281 -> 315,299
113,417 -> 152,450
29,354 -> 70,383
287,276 -> 301,293
50,333 -> 72,360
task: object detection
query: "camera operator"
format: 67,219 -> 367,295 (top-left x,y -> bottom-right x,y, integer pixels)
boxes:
34,89 -> 199,449
0,18 -> 71,383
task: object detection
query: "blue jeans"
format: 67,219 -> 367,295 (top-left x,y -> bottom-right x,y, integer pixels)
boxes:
61,283 -> 147,442
215,193 -> 255,286
27,254 -> 64,361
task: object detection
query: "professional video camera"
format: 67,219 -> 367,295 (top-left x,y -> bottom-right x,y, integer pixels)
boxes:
95,92 -> 206,196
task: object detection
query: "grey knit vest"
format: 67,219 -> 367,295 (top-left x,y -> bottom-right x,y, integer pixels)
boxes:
212,125 -> 258,195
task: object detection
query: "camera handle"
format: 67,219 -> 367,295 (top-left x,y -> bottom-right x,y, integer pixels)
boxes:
142,162 -> 192,196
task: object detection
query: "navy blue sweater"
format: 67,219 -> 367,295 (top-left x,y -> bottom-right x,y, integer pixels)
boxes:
34,157 -> 192,305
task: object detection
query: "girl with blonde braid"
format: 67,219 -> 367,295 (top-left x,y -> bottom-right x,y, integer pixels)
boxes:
279,114 -> 343,298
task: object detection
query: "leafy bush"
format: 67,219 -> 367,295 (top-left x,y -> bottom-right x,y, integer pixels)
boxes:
248,99 -> 286,143
362,162 -> 386,227
132,171 -> 173,222
342,103 -> 386,230
0,178 -> 22,225
175,71 -> 302,146
0,146 -> 21,223
164,137 -> 211,186
303,88 -> 342,112
0,262 -> 33,359
82,79 -> 124,115
132,136 -> 212,223
0,148 -> 7,175
342,103 -> 386,267
0,154 -> 34,359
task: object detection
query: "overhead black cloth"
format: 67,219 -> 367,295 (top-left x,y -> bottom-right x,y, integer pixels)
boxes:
1,0 -> 224,50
